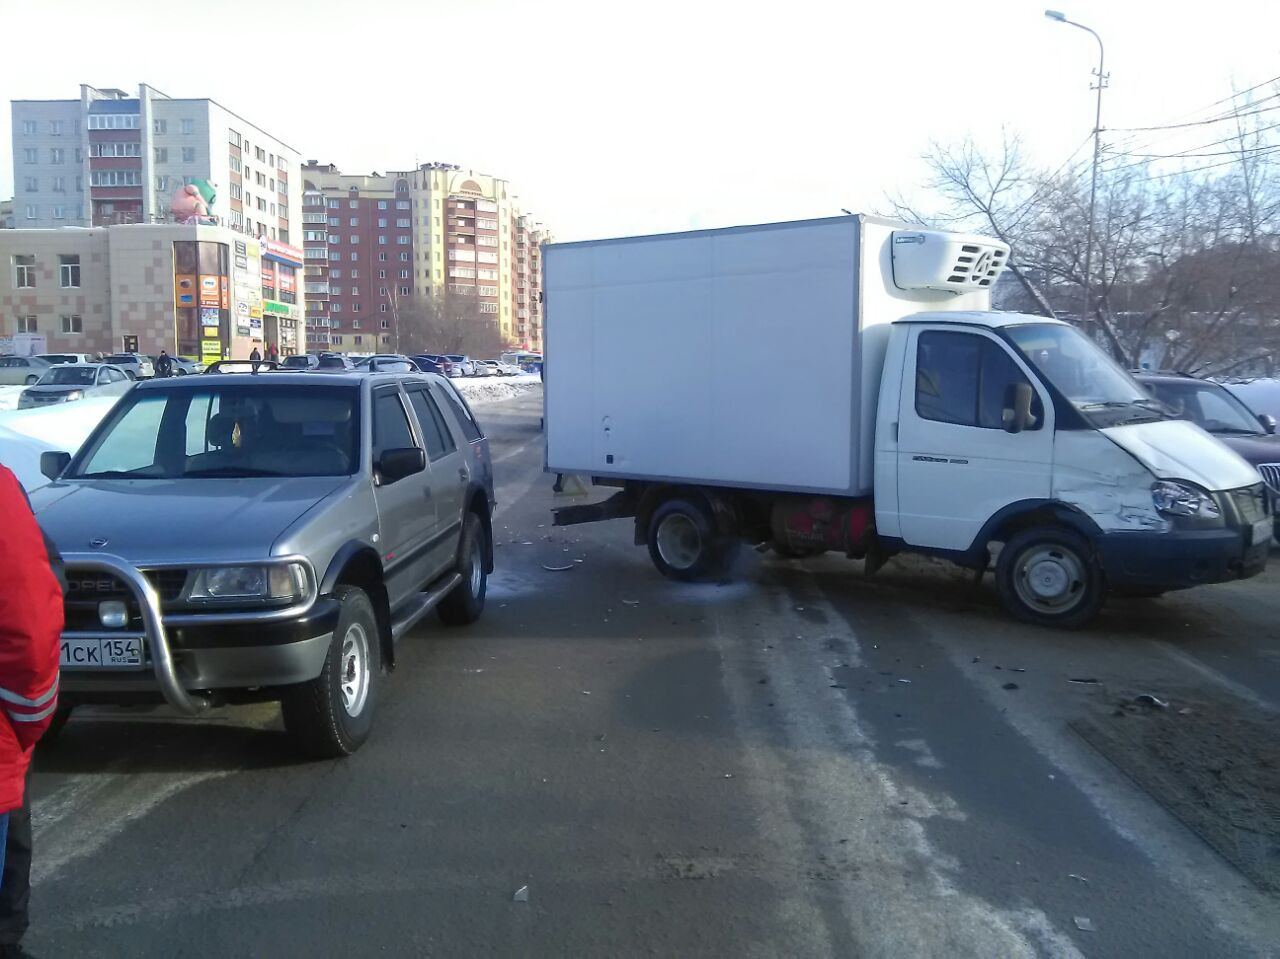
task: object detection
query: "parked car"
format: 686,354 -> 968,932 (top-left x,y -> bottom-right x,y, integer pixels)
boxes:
32,369 -> 495,757
414,354 -> 456,376
481,360 -> 519,376
0,355 -> 53,386
1225,377 -> 1280,424
282,354 -> 320,371
171,357 -> 205,376
202,360 -> 282,374
36,353 -> 96,366
18,363 -> 133,409
315,354 -> 356,371
411,354 -> 446,375
354,354 -> 422,373
1136,371 -> 1280,541
103,353 -> 155,380
446,355 -> 475,377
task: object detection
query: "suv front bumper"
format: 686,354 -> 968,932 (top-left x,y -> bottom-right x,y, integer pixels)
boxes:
1095,526 -> 1269,590
58,554 -> 337,712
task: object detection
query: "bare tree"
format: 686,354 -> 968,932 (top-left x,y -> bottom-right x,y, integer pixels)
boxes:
390,289 -> 508,357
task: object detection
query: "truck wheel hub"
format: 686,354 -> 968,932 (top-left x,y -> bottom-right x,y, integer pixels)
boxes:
339,622 -> 370,716
1016,545 -> 1083,611
657,514 -> 702,570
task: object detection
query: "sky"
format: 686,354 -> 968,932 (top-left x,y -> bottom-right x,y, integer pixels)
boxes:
3,0 -> 1279,241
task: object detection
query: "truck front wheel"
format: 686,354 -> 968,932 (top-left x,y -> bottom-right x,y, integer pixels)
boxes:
995,527 -> 1105,629
282,586 -> 381,758
647,497 -> 738,582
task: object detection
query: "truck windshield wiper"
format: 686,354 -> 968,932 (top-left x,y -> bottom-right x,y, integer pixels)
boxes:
183,467 -> 289,478
77,469 -> 161,479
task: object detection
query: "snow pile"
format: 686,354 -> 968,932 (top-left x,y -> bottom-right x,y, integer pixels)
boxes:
0,397 -> 120,491
454,374 -> 543,406
0,386 -> 24,412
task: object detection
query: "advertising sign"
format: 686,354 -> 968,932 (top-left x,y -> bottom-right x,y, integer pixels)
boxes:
201,338 -> 222,365
199,275 -> 220,308
200,307 -> 220,324
174,274 -> 197,308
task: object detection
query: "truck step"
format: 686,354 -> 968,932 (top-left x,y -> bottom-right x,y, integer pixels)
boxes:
390,572 -> 463,641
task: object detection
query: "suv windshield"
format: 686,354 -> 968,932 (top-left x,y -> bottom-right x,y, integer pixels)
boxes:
1004,324 -> 1163,426
282,356 -> 312,368
1141,379 -> 1265,435
70,384 -> 360,479
39,367 -> 97,386
105,354 -> 136,365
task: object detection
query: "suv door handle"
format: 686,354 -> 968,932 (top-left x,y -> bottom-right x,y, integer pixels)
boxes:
458,467 -> 468,483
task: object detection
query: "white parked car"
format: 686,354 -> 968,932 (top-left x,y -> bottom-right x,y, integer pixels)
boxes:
446,355 -> 476,377
18,363 -> 133,408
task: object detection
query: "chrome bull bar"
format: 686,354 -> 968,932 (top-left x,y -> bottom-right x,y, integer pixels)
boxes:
61,552 -> 211,715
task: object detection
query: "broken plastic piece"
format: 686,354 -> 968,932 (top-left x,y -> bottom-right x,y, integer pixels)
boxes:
513,885 -> 529,902
1073,916 -> 1094,932
1068,678 -> 1099,685
897,678 -> 912,685
1068,874 -> 1089,883
1134,694 -> 1169,708
542,563 -> 576,572
621,599 -> 640,606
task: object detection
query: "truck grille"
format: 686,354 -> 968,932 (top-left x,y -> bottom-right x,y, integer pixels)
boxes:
63,569 -> 188,630
1258,463 -> 1280,495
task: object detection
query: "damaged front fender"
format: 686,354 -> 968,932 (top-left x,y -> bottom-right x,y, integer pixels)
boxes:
1053,431 -> 1170,534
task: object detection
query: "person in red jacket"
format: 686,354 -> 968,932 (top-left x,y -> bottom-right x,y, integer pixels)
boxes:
0,466 -> 62,915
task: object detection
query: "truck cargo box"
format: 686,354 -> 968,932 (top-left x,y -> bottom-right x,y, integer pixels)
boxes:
543,215 -> 1002,496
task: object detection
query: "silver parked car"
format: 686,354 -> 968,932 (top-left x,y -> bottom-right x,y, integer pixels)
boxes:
0,355 -> 53,386
103,352 -> 155,380
18,363 -> 133,409
32,370 -> 495,758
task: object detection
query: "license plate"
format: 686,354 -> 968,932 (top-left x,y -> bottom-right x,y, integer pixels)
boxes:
60,637 -> 144,669
1252,518 -> 1274,547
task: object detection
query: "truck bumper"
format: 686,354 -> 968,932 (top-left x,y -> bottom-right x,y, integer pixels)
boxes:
1095,527 -> 1269,590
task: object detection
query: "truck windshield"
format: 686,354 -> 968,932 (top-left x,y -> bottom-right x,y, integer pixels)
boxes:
1004,324 -> 1163,426
70,385 -> 360,480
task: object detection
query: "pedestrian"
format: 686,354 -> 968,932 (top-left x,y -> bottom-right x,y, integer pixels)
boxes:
0,465 -> 64,959
267,342 -> 279,363
154,349 -> 174,378
249,346 -> 262,374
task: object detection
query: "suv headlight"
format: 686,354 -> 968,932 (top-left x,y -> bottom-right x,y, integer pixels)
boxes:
1151,480 -> 1221,519
188,563 -> 309,604
64,390 -> 84,401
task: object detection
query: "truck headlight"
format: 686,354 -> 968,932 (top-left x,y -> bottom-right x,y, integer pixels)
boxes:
188,563 -> 308,603
64,389 -> 84,401
1151,480 -> 1221,519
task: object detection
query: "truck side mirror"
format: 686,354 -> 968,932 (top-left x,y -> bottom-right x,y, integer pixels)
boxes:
40,450 -> 71,481
1002,383 -> 1035,434
1259,413 -> 1277,434
376,447 -> 426,485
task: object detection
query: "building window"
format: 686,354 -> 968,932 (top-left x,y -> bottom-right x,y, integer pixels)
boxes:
181,118 -> 195,134
154,147 -> 169,163
396,218 -> 411,228
329,251 -> 341,261
401,252 -> 411,262
350,269 -> 359,278
21,120 -> 36,135
377,201 -> 388,210
399,269 -> 410,279
378,236 -> 387,246
349,217 -> 359,227
22,177 -> 37,193
75,148 -> 83,162
477,236 -> 498,247
255,146 -> 266,162
59,255 -> 80,288
352,303 -> 361,313
348,200 -> 357,209
228,129 -> 242,148
378,269 -> 386,279
229,156 -> 242,173
379,286 -> 388,296
331,303 -> 341,313
348,235 -> 359,245
479,302 -> 499,314
87,114 -> 139,130
478,285 -> 498,297
90,170 -> 143,187
331,334 -> 343,346
328,199 -> 340,209
327,217 -> 340,227
396,200 -> 410,210
60,314 -> 83,334
331,285 -> 343,295
350,252 -> 358,261
396,235 -> 410,245
329,269 -> 341,278
182,147 -> 196,163
92,142 -> 142,157
153,118 -> 168,134
53,206 -> 66,220
14,256 -> 36,288
399,286 -> 410,295
229,183 -> 242,200
378,253 -> 387,262
22,148 -> 37,164
380,306 -> 388,315
378,218 -> 387,228
17,316 -> 37,333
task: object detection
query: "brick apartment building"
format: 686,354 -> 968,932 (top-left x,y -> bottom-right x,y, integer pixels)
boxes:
301,161 -> 549,354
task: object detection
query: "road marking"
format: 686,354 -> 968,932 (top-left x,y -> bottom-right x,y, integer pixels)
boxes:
1152,641 -> 1277,712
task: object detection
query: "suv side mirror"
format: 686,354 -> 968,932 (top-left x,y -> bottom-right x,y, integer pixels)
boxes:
40,451 -> 71,481
1259,413 -> 1277,434
1002,383 -> 1035,434
376,447 -> 425,485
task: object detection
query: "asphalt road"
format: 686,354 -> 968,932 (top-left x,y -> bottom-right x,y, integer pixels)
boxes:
27,389 -> 1280,958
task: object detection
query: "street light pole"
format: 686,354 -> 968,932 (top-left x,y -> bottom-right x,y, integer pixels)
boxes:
1046,10 -> 1107,327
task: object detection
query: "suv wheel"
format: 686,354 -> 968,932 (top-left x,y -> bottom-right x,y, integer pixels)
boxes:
282,586 -> 381,758
439,511 -> 488,625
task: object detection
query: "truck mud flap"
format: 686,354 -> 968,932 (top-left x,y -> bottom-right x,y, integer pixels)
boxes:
552,490 -> 637,527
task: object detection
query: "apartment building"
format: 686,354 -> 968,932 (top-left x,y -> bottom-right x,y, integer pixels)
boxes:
1,223 -> 303,360
301,161 -> 548,353
11,84 -> 302,243
0,199 -> 13,229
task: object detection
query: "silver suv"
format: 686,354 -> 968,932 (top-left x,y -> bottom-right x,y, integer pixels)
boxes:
32,370 -> 495,757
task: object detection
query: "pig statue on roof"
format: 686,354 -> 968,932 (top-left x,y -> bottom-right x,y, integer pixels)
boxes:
170,180 -> 218,224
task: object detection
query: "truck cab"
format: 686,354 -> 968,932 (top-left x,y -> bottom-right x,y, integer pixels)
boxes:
875,312 -> 1270,625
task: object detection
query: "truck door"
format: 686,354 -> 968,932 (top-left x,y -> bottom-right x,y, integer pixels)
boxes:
405,384 -> 467,579
372,386 -> 435,609
897,327 -> 1054,551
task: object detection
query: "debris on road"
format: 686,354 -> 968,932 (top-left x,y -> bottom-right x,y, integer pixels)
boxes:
1068,874 -> 1089,883
513,885 -> 530,903
1134,694 -> 1169,709
1068,678 -> 1100,685
1002,682 -> 1019,691
542,563 -> 576,571
897,679 -> 912,685
1074,917 -> 1095,932
621,599 -> 640,606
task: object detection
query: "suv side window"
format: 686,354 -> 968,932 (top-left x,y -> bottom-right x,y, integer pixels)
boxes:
433,384 -> 483,442
916,331 -> 1041,430
373,389 -> 417,458
406,387 -> 456,461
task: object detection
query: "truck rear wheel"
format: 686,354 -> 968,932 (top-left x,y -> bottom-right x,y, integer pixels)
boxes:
995,527 -> 1105,629
282,586 -> 381,758
647,498 -> 738,581
438,511 -> 488,626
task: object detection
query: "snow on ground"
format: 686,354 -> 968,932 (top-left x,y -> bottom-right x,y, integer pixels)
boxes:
0,385 -> 24,411
0,397 -> 121,491
453,373 -> 542,406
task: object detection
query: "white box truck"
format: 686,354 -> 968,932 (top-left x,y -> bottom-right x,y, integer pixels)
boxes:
543,215 -> 1270,627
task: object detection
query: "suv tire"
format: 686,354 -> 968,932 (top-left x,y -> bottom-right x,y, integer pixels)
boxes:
995,526 -> 1105,629
647,497 -> 739,582
439,511 -> 488,626
282,586 -> 381,758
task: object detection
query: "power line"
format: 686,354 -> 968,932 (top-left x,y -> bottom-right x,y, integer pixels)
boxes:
1130,144 -> 1280,180
1107,119 -> 1280,162
1107,95 -> 1280,134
